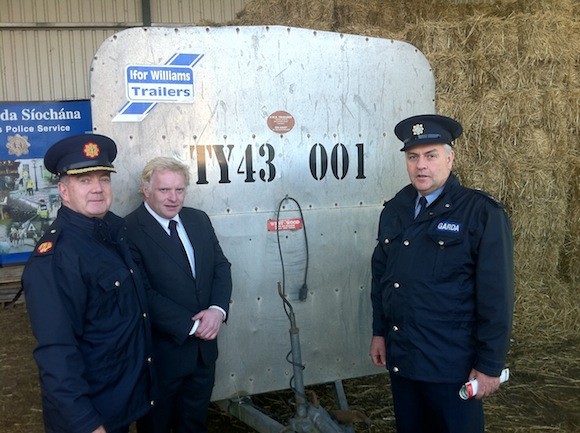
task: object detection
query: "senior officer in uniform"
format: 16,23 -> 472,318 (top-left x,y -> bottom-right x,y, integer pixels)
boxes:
22,134 -> 154,433
369,114 -> 514,433
125,157 -> 232,433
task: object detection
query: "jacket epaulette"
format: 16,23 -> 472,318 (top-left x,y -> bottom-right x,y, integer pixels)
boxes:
33,225 -> 61,257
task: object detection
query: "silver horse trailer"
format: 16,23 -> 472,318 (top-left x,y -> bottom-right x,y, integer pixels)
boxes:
90,25 -> 435,432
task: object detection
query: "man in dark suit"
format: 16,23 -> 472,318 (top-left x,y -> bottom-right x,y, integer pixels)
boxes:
125,157 -> 232,433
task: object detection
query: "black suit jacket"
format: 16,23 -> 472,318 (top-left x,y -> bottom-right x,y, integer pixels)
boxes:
125,204 -> 232,379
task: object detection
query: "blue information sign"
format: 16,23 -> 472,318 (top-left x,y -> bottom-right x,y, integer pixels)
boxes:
0,100 -> 92,265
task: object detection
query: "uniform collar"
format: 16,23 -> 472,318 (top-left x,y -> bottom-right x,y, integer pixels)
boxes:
419,173 -> 460,216
58,205 -> 103,231
393,172 -> 460,221
416,184 -> 445,209
58,205 -> 121,243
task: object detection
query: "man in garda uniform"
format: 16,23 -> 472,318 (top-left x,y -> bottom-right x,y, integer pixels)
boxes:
369,114 -> 514,433
22,134 -> 155,433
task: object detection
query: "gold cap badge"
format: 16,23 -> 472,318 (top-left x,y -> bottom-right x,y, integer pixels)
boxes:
83,142 -> 100,159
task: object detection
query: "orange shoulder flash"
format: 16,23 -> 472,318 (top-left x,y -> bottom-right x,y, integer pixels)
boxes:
36,241 -> 54,254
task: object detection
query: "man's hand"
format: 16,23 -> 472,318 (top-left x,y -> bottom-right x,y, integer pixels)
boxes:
92,426 -> 106,433
468,369 -> 501,400
369,336 -> 387,367
192,308 -> 224,340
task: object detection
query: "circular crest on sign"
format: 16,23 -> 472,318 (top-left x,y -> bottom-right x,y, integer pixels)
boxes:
267,111 -> 295,134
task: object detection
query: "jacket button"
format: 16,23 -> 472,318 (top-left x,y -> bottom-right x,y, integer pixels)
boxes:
393,282 -> 400,289
384,238 -> 390,244
392,325 -> 399,332
143,312 -> 148,318
114,281 -> 120,287
147,356 -> 152,363
393,366 -> 399,373
445,203 -> 450,208
403,240 -> 409,246
150,400 -> 155,407
438,240 -> 445,246
129,268 -> 134,274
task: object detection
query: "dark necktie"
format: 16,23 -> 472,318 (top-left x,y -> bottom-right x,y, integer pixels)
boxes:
169,220 -> 189,260
416,196 -> 428,219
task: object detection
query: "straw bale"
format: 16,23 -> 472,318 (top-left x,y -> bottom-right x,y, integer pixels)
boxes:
235,0 -> 335,29
405,13 -> 579,91
460,14 -> 520,56
233,0 -> 410,31
500,57 -> 577,90
234,0 -> 486,32
326,0 -> 405,31
404,20 -> 469,56
440,90 -> 537,139
512,278 -> 579,341
426,53 -> 472,95
336,24 -> 403,41
438,88 -> 577,154
563,167 -> 580,286
510,177 -> 568,277
454,157 -> 512,203
507,0 -> 578,17
515,13 -> 580,65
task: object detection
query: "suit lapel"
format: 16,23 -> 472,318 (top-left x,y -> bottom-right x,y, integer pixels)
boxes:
137,205 -> 193,278
179,208 -> 204,284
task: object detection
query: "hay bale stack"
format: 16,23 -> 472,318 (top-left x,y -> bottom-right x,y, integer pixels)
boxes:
233,0 -> 580,340
420,8 -> 580,340
236,0 -> 406,32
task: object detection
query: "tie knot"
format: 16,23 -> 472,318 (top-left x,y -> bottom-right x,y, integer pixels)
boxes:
169,219 -> 177,230
416,196 -> 428,219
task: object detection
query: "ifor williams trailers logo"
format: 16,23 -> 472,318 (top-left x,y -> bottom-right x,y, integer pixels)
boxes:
113,53 -> 203,123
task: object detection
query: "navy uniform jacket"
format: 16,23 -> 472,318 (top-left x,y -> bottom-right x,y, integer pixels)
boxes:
125,205 -> 232,379
371,172 -> 514,382
22,206 -> 154,433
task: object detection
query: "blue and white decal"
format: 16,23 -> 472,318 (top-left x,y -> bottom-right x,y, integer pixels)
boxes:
436,221 -> 461,233
114,53 -> 203,122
